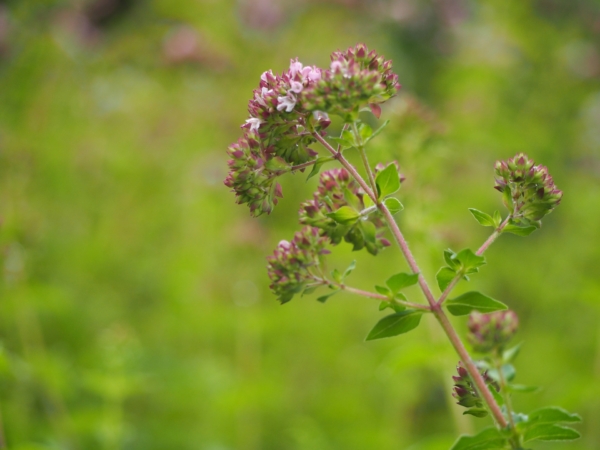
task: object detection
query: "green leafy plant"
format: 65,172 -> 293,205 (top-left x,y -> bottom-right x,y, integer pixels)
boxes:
224,43 -> 576,449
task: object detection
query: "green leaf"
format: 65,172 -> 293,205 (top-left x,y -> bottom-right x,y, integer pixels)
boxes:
488,364 -> 516,383
507,384 -> 540,393
523,424 -> 580,442
493,210 -> 502,228
463,407 -> 488,418
358,123 -> 373,142
264,156 -> 289,171
456,249 -> 486,273
375,163 -> 400,199
502,342 -> 522,364
446,291 -> 508,316
489,382 -> 505,406
436,267 -> 456,292
450,427 -> 508,450
342,260 -> 356,280
360,220 -> 377,246
365,310 -> 423,341
375,285 -> 393,297
301,285 -> 319,296
364,119 -> 389,143
379,298 -> 407,313
317,289 -> 340,303
444,248 -> 460,270
306,156 -> 331,181
342,129 -> 357,147
363,194 -> 375,209
468,208 -> 495,227
527,407 -> 582,425
329,136 -> 353,149
394,292 -> 408,302
502,224 -> 537,236
385,272 -> 420,293
502,188 -> 513,210
331,269 -> 343,284
384,197 -> 404,214
389,301 -> 406,313
326,206 -> 360,225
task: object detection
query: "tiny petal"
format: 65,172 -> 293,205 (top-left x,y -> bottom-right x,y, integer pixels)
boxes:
276,93 -> 297,112
244,117 -> 264,131
290,81 -> 303,93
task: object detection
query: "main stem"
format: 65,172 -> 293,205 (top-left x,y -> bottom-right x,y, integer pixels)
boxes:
378,205 -> 508,428
313,131 -> 508,429
494,351 -> 519,445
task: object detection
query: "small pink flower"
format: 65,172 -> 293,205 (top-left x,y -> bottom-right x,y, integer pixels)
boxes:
243,117 -> 263,131
276,92 -> 297,112
289,59 -> 303,78
278,240 -> 292,250
290,81 -> 303,93
302,66 -> 321,82
330,60 -> 344,73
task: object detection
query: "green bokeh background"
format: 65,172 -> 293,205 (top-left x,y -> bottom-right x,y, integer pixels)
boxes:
0,0 -> 599,449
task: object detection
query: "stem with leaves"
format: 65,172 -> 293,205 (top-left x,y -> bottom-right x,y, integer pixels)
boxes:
314,126 -> 510,428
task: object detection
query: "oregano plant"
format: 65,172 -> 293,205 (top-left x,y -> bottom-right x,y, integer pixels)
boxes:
224,43 -> 578,449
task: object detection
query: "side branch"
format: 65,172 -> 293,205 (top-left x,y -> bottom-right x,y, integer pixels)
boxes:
312,132 -> 378,204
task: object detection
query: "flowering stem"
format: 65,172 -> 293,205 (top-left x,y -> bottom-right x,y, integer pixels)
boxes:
378,197 -> 509,428
342,285 -> 431,311
476,215 -> 512,256
352,122 -> 378,196
269,157 -> 335,180
314,131 -> 508,428
359,205 -> 378,218
313,278 -> 430,311
436,215 -> 513,307
312,132 -> 378,204
493,352 -> 520,447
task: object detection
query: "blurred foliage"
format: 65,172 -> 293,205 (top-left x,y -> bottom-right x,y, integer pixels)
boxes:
0,0 -> 599,449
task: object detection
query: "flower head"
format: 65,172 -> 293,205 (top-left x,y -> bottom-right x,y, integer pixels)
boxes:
452,361 -> 499,415
302,43 -> 401,120
228,58 -> 330,215
494,153 -> 563,226
467,310 -> 519,354
266,226 -> 329,304
299,168 -> 391,255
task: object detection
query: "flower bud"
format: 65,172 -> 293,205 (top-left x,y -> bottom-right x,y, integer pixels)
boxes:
467,310 -> 519,354
452,361 -> 499,412
298,169 -> 390,255
493,153 -> 563,225
301,44 -> 401,120
266,226 -> 328,304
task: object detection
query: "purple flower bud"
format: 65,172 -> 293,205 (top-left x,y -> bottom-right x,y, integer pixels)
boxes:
493,153 -> 562,224
468,310 -> 519,353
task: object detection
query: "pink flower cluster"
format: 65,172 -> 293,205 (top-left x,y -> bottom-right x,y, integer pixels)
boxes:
266,226 -> 329,304
493,153 -> 563,225
299,168 -> 391,255
225,43 -> 401,217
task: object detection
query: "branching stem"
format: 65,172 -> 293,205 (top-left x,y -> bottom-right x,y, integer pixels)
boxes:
436,215 -> 512,307
314,131 -> 509,429
352,122 -> 378,196
312,132 -> 378,204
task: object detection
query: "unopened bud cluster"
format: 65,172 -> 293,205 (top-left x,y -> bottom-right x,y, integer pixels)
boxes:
224,131 -> 285,215
225,44 -> 400,216
452,361 -> 499,411
467,310 -> 519,354
494,153 -> 563,225
299,168 -> 390,255
303,43 -> 401,120
266,226 -> 329,304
